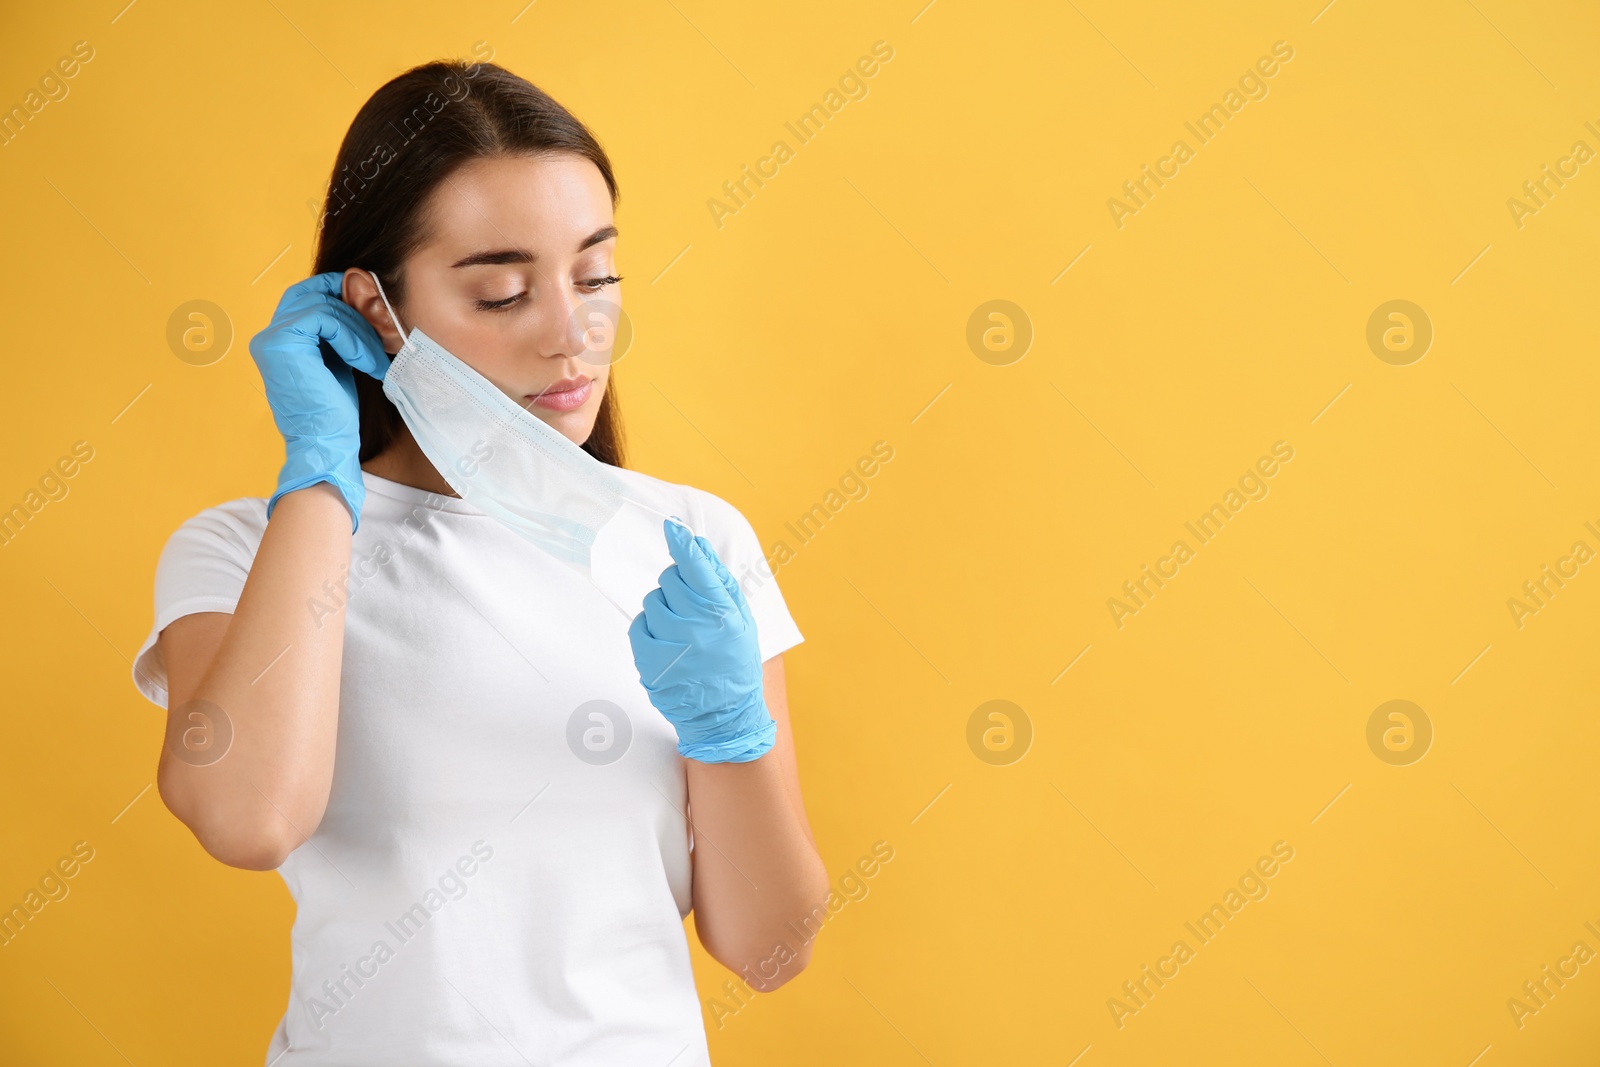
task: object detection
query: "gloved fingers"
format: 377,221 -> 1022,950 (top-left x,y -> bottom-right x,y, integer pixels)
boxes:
637,583 -> 743,672
627,605 -> 650,647
256,274 -> 388,381
690,534 -> 757,635
627,607 -> 664,659
252,334 -> 358,424
627,606 -> 697,689
639,622 -> 741,704
662,519 -> 731,607
267,271 -> 343,320
298,300 -> 390,381
299,270 -> 346,296
636,586 -> 696,644
695,534 -> 746,607
627,609 -> 673,687
653,560 -> 724,621
295,270 -> 346,300
326,357 -> 359,411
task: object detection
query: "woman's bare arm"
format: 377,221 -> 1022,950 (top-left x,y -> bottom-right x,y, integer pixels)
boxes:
155,481 -> 352,870
685,654 -> 830,990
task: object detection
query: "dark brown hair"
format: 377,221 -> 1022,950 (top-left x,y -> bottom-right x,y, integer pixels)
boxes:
312,57 -> 627,468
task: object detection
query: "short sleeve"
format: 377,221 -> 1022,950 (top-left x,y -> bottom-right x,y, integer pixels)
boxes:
131,497 -> 268,709
690,488 -> 804,664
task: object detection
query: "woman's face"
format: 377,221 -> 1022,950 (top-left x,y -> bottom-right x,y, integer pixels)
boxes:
350,151 -> 621,446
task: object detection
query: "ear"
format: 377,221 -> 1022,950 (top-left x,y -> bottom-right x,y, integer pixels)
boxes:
342,268 -> 406,356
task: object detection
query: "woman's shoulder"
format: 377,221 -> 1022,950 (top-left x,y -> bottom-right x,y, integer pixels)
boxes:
162,492 -> 270,559
611,466 -> 750,536
612,466 -> 801,657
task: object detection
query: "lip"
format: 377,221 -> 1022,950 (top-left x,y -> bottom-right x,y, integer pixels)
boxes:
525,376 -> 593,412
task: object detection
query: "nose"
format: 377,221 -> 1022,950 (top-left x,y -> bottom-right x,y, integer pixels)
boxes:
570,301 -> 619,365
529,280 -> 601,364
531,283 -> 615,368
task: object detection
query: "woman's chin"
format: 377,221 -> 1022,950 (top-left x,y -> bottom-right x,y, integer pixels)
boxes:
531,405 -> 598,446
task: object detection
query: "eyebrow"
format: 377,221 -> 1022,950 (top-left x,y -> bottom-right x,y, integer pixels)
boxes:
449,225 -> 618,269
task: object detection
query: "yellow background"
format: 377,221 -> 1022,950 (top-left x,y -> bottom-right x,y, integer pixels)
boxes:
2,0 -> 1598,1063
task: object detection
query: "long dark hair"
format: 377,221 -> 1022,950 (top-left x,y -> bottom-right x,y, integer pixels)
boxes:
311,57 -> 627,468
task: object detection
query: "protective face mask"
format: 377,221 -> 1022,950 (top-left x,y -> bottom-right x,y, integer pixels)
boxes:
368,270 -> 692,620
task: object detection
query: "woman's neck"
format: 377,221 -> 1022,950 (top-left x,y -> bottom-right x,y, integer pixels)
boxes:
360,425 -> 460,498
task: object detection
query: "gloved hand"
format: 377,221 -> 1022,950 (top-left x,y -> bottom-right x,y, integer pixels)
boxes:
628,517 -> 774,763
248,271 -> 390,532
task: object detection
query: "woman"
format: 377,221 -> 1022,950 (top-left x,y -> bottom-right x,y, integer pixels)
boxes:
130,57 -> 828,1065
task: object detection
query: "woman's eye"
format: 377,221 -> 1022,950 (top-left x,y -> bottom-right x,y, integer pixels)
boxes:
476,277 -> 620,310
475,293 -> 523,312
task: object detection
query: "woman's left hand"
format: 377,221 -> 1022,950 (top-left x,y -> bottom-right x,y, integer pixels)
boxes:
627,518 -> 774,763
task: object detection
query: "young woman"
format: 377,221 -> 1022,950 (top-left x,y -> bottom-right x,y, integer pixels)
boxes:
131,58 -> 828,1065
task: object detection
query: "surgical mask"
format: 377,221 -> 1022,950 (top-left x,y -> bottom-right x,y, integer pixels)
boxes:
368,270 -> 692,620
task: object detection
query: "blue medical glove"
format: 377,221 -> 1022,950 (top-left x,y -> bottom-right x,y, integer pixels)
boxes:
628,518 -> 774,763
248,271 -> 390,532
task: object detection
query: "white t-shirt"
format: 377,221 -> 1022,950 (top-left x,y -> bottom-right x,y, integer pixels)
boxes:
130,467 -> 803,1066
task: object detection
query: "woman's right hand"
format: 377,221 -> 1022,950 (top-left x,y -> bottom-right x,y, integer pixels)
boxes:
248,271 -> 391,532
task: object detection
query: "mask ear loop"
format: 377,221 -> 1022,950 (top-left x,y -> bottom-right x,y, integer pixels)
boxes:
367,270 -> 406,348
632,504 -> 700,540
